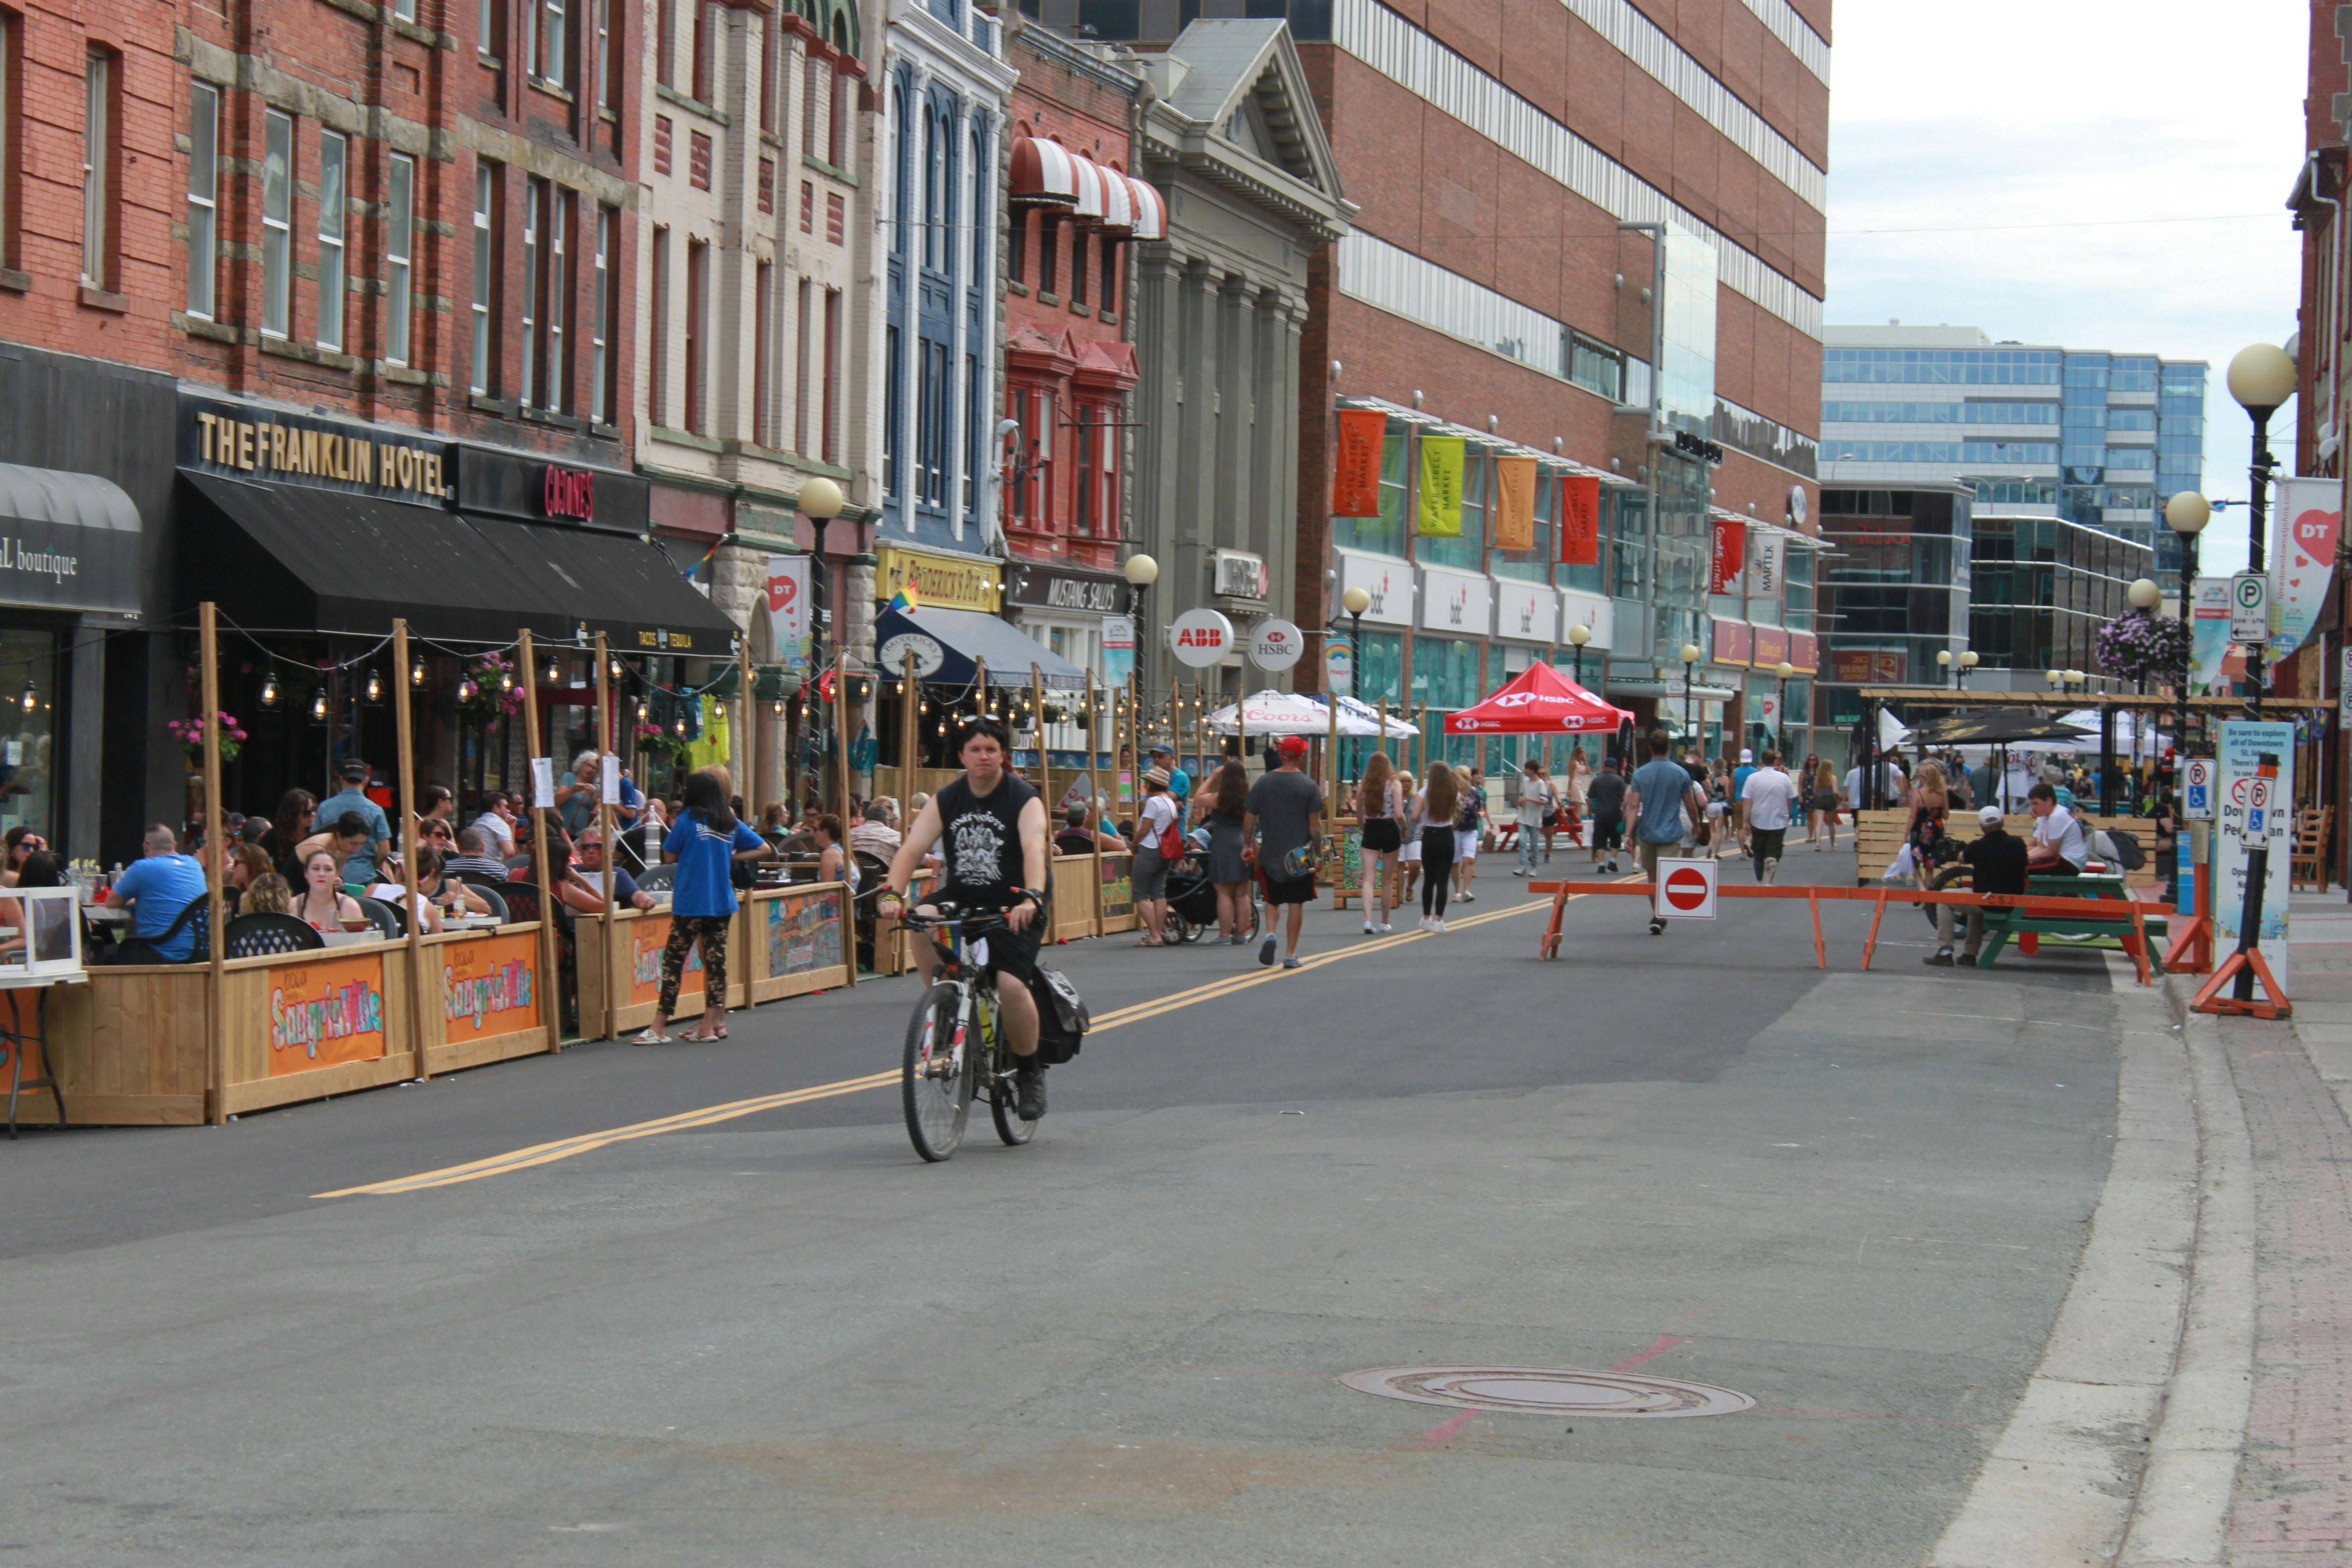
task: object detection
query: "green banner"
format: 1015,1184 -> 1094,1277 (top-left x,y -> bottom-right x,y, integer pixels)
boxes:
1417,436 -> 1465,537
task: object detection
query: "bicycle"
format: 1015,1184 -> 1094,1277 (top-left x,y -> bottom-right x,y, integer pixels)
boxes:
895,900 -> 1037,1162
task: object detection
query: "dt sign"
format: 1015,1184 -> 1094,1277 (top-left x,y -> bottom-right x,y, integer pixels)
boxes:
1654,856 -> 1718,920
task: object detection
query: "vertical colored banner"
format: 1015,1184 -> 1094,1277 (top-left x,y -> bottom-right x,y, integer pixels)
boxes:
1744,529 -> 1784,600
1417,437 -> 1465,537
1330,409 -> 1386,517
1491,455 -> 1537,552
1708,516 -> 1746,594
2270,476 -> 2340,660
1100,615 -> 1135,688
2214,721 -> 2295,984
2190,577 -> 2233,695
766,554 -> 812,671
1558,476 -> 1601,565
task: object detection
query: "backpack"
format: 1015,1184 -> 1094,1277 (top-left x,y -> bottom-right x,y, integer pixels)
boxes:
2091,828 -> 2146,871
1455,788 -> 1482,833
1027,966 -> 1091,1065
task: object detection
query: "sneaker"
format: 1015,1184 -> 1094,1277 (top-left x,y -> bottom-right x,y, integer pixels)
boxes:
1376,922 -> 1393,934
1648,917 -> 1666,935
1363,922 -> 1377,935
1014,1061 -> 1047,1120
1924,949 -> 1955,967
1281,956 -> 1301,970
1430,918 -> 1447,932
1957,952 -> 1978,967
1511,867 -> 1525,877
1418,917 -> 1433,932
1459,891 -> 1475,903
1257,935 -> 1277,967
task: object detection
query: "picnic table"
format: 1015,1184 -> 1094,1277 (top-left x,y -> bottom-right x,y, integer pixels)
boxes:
1975,871 -> 2168,969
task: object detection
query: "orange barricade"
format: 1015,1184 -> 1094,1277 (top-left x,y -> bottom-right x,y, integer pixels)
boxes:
1526,880 -> 2163,986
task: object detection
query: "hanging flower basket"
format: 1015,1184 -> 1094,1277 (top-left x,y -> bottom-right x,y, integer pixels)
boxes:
458,652 -> 526,721
168,711 -> 248,764
2096,613 -> 2191,686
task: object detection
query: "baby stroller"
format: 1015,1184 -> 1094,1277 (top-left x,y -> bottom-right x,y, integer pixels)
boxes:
1164,828 -> 1259,944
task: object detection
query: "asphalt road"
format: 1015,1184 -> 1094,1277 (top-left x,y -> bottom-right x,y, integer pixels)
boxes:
3,846 -> 2125,1566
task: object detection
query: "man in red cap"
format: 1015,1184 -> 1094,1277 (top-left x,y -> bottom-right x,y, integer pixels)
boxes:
1243,735 -> 1325,969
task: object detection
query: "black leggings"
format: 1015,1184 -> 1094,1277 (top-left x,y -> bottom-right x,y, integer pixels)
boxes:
1420,827 -> 1456,918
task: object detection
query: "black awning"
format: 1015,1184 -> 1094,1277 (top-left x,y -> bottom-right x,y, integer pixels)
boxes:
182,471 -> 741,653
0,460 -> 143,616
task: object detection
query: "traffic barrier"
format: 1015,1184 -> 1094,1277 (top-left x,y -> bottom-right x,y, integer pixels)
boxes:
1527,879 -> 2161,985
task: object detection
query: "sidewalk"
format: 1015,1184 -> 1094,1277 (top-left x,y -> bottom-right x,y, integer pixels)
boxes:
2215,892 -> 2352,1563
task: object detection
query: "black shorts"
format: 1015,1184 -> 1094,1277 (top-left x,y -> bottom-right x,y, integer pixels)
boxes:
1361,818 -> 1402,854
1262,873 -> 1318,906
1591,814 -> 1624,849
972,921 -> 1040,983
1751,827 -> 1786,862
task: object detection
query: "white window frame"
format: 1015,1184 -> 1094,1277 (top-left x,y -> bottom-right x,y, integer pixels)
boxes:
543,188 -> 567,410
80,51 -> 109,288
394,0 -> 416,22
519,176 -> 540,406
590,204 -> 612,424
471,162 -> 495,393
185,81 -> 219,319
317,129 -> 346,350
538,0 -> 567,86
260,109 -> 293,337
385,152 -> 415,365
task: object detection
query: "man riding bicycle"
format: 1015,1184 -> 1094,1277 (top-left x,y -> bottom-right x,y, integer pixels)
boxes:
882,717 -> 1053,1119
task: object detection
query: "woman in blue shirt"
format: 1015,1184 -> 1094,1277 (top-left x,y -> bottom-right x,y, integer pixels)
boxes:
635,769 -> 774,1044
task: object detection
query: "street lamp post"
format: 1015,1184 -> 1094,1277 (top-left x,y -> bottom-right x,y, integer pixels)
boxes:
1340,586 -> 1371,693
2166,491 -> 2211,771
796,477 -> 845,809
2228,343 -> 2297,720
1124,551 -> 1159,699
1958,649 -> 1978,689
1568,623 -> 1593,689
1936,648 -> 1955,688
1679,642 -> 1701,750
1774,659 -> 1795,752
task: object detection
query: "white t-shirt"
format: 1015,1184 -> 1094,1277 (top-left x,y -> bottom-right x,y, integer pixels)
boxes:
1842,762 -> 1899,806
1137,794 -> 1178,853
1741,767 -> 1800,831
1516,775 -> 1555,827
2036,804 -> 2089,869
471,811 -> 516,854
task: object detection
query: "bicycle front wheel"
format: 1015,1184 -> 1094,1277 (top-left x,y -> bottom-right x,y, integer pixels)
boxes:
902,982 -> 970,1162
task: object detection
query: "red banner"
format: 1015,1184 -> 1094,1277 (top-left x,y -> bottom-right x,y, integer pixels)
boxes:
1708,517 -> 1747,594
1832,649 -> 1874,684
1788,631 -> 1818,673
1330,409 -> 1386,517
1711,619 -> 1752,667
1750,624 -> 1790,670
1559,476 -> 1601,565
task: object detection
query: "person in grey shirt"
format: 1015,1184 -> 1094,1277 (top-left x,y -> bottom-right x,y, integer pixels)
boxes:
313,758 -> 392,885
1243,736 -> 1325,970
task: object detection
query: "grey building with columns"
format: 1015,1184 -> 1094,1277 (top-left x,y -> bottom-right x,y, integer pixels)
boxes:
1125,22 -> 1351,699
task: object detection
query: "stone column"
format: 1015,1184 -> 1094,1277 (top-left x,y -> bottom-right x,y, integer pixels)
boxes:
1267,293 -> 1305,636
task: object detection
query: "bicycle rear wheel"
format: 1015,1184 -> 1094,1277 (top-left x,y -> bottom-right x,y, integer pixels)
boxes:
986,1001 -> 1036,1146
902,982 -> 971,1162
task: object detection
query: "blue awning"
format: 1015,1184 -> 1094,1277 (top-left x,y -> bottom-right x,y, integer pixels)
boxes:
874,604 -> 1088,689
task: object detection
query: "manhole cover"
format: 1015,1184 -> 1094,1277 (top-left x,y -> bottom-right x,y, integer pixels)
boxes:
1341,1365 -> 1754,1418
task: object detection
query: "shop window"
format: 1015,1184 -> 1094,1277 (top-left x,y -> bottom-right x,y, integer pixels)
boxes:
384,153 -> 415,364
184,80 -> 218,318
317,130 -> 346,351
0,630 -> 56,848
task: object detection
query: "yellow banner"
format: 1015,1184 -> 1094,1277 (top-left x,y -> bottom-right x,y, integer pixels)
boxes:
1418,437 -> 1465,538
1492,455 -> 1536,552
875,546 -> 1001,613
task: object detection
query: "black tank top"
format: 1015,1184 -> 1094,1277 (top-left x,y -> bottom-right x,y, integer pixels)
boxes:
934,773 -> 1039,910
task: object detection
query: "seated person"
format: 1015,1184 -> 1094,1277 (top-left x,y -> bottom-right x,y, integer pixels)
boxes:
848,800 -> 903,861
224,844 -> 273,915
240,872 -> 294,917
0,850 -> 70,961
112,824 -> 209,961
440,826 -> 511,882
294,849 -> 366,934
2024,781 -> 2089,877
0,825 -> 48,888
1054,803 -> 1126,856
294,812 -> 375,886
369,847 -> 494,931
569,829 -> 655,912
811,814 -> 855,891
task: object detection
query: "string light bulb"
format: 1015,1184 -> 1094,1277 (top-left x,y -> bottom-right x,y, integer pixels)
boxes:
18,679 -> 34,714
609,655 -> 622,682
499,667 -> 515,693
459,676 -> 477,702
410,655 -> 426,686
636,698 -> 649,724
260,670 -> 280,707
310,686 -> 329,721
544,655 -> 561,686
364,669 -> 383,703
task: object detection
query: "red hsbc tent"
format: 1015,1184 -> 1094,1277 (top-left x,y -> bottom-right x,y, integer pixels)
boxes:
1442,661 -> 1634,735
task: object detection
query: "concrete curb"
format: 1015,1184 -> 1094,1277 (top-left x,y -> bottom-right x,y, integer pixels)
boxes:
2111,971 -> 2257,1568
1929,957 -> 2199,1568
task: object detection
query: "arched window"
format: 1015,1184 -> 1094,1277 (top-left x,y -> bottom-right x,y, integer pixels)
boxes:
967,120 -> 986,288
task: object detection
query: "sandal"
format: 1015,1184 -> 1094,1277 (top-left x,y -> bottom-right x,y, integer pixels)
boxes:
629,1027 -> 670,1046
1132,936 -> 1162,947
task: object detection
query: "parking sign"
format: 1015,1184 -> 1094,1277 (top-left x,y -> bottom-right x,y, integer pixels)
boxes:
2182,756 -> 2213,821
2230,572 -> 2270,643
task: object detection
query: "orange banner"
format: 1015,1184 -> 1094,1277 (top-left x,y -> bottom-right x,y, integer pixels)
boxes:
629,914 -> 704,1008
267,953 -> 389,1076
1330,409 -> 1386,517
1559,476 -> 1601,565
1492,455 -> 1537,552
442,931 -> 539,1040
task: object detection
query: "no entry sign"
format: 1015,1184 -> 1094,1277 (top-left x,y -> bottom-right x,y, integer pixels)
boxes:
1654,857 -> 1717,920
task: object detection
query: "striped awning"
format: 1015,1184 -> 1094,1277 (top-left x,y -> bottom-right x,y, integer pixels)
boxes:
1009,137 -> 1166,240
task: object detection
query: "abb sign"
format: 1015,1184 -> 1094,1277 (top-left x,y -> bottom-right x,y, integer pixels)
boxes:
544,466 -> 595,522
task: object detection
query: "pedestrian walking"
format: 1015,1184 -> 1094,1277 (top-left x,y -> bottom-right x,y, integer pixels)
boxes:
636,769 -> 777,1044
1512,757 -> 1555,879
1129,768 -> 1180,946
1453,766 -> 1489,903
1741,749 -> 1800,883
1627,730 -> 1707,936
1353,751 -> 1404,934
1812,758 -> 1842,847
1558,746 -> 1592,860
1244,735 -> 1325,969
1906,760 -> 1951,892
1585,755 -> 1627,874
1192,760 -> 1254,944
1411,762 -> 1462,931
1731,748 -> 1758,855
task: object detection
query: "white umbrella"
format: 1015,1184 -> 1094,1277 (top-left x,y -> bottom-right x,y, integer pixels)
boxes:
1204,690 -> 1335,736
2058,709 -> 2172,754
1878,707 -> 1912,749
1330,693 -> 1422,738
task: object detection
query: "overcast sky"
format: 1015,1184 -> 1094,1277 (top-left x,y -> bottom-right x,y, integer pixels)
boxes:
1823,0 -> 2310,574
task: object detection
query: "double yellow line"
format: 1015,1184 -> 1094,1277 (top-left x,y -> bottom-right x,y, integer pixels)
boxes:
317,889 -> 1579,1198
